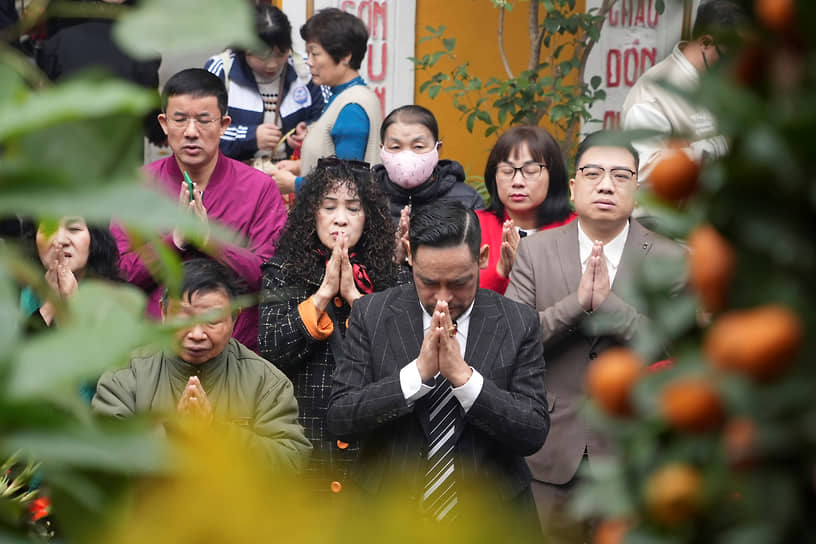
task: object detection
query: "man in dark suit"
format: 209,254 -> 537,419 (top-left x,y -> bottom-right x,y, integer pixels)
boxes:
327,200 -> 548,530
505,131 -> 686,542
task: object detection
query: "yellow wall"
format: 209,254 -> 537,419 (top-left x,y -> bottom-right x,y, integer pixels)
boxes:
415,0 -> 584,178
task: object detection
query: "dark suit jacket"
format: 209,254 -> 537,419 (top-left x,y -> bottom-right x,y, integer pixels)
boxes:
505,219 -> 685,485
327,285 -> 549,502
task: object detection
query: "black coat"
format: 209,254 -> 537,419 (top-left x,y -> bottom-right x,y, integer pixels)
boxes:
328,285 -> 549,503
373,159 -> 486,226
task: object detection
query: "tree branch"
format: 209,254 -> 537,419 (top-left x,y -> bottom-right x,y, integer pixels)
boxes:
563,0 -> 619,155
528,1 -> 544,72
498,6 -> 514,79
575,0 -> 618,97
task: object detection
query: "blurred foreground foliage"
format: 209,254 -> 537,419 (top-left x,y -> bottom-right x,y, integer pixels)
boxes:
0,1 -> 539,542
101,427 -> 536,544
576,1 -> 816,542
0,0 -> 262,540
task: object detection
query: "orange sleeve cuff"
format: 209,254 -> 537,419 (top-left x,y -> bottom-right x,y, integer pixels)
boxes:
298,297 -> 334,340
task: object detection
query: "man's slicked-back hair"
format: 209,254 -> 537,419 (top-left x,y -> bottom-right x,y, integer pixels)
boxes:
161,258 -> 242,308
409,200 -> 481,262
161,68 -> 228,116
574,130 -> 640,172
692,0 -> 748,40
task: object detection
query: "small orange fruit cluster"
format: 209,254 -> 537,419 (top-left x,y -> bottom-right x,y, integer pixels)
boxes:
705,305 -> 803,382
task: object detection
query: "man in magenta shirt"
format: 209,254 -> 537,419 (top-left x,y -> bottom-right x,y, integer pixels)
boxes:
114,68 -> 286,351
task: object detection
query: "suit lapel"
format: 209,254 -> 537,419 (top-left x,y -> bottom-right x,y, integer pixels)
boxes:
384,287 -> 431,436
556,221 -> 582,296
611,219 -> 652,294
385,287 -> 424,367
589,219 -> 652,350
451,290 -> 508,441
464,290 -> 508,377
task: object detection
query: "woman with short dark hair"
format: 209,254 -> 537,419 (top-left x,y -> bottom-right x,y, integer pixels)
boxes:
478,126 -> 576,294
270,8 -> 382,194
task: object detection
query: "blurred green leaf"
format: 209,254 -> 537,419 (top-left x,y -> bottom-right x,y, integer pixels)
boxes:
0,78 -> 155,142
0,265 -> 20,357
14,115 -> 146,184
4,282 -> 158,400
114,0 -> 256,60
2,426 -> 168,473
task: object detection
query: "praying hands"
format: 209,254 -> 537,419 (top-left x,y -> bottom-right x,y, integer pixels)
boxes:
578,240 -> 611,312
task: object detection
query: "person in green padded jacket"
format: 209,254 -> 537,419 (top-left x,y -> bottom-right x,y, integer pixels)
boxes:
93,258 -> 312,473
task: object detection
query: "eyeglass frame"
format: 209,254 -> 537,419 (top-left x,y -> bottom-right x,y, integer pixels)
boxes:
576,165 -> 638,184
495,161 -> 547,181
164,114 -> 223,130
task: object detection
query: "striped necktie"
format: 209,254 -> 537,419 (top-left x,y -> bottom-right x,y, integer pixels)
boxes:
422,372 -> 459,521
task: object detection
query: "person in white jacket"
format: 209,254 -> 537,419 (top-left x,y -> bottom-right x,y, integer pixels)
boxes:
622,0 -> 747,183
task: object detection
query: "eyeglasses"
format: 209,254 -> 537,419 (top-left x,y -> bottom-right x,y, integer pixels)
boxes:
316,157 -> 371,178
577,165 -> 637,184
496,162 -> 546,181
165,115 -> 222,130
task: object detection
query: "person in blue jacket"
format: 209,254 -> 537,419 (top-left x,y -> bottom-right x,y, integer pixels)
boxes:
205,4 -> 323,163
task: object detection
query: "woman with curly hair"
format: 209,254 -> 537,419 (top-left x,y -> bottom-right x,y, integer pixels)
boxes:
258,158 -> 402,494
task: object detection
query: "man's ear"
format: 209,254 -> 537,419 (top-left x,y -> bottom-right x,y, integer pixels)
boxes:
220,114 -> 232,136
569,178 -> 576,203
699,34 -> 715,49
157,112 -> 169,136
405,241 -> 413,267
478,244 -> 490,270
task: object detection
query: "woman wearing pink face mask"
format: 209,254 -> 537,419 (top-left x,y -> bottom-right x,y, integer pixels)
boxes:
373,105 -> 485,231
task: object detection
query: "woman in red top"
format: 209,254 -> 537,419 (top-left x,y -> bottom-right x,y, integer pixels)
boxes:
477,126 -> 576,293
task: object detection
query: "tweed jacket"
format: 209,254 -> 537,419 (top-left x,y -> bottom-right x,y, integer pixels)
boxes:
327,284 -> 549,502
505,219 -> 686,485
258,257 -> 358,489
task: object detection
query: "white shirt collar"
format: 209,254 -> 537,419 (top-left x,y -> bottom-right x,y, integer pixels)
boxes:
577,219 -> 630,286
673,41 -> 700,84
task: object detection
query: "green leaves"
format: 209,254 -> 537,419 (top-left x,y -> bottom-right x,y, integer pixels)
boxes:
412,2 -> 607,151
0,78 -> 155,143
5,282 -> 157,401
114,0 -> 256,60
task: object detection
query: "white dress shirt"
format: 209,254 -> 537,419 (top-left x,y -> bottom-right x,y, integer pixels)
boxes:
398,299 -> 484,412
577,219 -> 629,287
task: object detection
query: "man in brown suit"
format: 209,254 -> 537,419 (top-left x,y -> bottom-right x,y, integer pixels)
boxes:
505,131 -> 685,541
